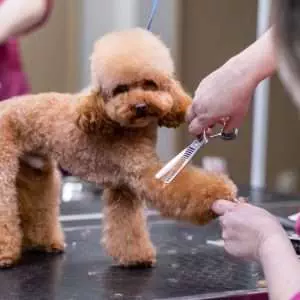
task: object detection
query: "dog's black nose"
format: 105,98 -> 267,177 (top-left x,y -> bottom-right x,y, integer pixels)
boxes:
135,103 -> 148,117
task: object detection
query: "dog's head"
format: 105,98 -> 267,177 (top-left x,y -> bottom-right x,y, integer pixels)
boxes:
76,28 -> 191,133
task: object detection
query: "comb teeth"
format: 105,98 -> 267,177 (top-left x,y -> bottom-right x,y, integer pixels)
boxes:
182,140 -> 203,159
183,147 -> 196,159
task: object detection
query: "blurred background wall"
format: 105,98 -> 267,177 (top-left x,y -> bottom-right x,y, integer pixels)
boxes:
19,0 -> 300,193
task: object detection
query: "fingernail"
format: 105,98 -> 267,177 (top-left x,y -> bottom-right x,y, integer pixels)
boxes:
212,201 -> 221,212
212,200 -> 236,215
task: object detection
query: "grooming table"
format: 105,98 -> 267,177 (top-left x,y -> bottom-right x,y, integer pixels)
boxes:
1,180 -> 299,300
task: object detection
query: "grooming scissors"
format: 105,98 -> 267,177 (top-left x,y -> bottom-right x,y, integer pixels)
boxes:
155,126 -> 238,184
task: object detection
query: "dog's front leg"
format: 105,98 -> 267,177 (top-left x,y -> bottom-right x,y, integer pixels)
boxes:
133,163 -> 237,225
102,187 -> 156,267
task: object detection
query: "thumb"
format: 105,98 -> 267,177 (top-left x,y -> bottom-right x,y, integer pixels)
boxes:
188,117 -> 207,136
212,200 -> 236,215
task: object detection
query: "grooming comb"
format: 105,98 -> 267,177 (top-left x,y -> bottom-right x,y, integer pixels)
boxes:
155,127 -> 238,184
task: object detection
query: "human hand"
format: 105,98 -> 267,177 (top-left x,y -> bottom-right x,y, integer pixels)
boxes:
0,0 -> 48,44
212,200 -> 288,261
186,57 -> 257,136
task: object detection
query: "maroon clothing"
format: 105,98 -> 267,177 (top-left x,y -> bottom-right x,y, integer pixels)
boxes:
296,213 -> 300,236
0,0 -> 53,101
291,293 -> 300,300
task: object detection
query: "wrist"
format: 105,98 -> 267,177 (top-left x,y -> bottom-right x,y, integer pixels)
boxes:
258,230 -> 295,262
228,29 -> 277,88
258,230 -> 300,300
225,52 -> 263,93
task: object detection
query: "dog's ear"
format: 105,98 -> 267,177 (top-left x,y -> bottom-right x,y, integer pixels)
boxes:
76,90 -> 106,133
158,79 -> 192,128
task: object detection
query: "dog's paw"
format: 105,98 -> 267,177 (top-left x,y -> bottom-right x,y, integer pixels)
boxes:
120,260 -> 156,269
115,246 -> 156,269
0,257 -> 16,269
24,239 -> 65,254
38,242 -> 65,254
105,241 -> 157,269
44,241 -> 65,254
118,256 -> 156,269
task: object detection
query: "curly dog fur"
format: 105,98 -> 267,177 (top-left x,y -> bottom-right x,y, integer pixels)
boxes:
0,28 -> 237,268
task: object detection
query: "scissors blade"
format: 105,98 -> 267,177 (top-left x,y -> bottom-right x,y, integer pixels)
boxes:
155,137 -> 208,183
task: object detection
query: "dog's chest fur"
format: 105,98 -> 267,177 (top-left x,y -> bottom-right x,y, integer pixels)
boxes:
23,112 -> 157,187
1,93 -> 159,188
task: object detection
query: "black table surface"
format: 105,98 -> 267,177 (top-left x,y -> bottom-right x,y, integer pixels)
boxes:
1,180 -> 300,300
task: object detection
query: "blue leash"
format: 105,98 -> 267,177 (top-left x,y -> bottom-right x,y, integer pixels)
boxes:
146,0 -> 159,30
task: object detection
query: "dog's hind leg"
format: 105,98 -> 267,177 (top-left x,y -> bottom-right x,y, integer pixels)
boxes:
18,155 -> 65,254
0,138 -> 22,268
102,187 -> 156,267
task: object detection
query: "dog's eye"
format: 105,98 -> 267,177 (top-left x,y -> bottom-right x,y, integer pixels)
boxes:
143,80 -> 158,91
113,84 -> 129,96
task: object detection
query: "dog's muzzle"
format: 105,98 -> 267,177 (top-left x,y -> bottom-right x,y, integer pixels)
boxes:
135,103 -> 148,117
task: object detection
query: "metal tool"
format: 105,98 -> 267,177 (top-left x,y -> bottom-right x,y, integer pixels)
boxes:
155,127 -> 238,184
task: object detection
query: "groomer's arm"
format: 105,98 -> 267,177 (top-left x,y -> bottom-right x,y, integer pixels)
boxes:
187,27 -> 277,136
212,200 -> 300,300
239,27 -> 276,83
259,234 -> 300,300
0,0 -> 47,43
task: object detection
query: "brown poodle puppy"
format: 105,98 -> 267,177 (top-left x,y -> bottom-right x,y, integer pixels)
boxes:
0,28 -> 237,268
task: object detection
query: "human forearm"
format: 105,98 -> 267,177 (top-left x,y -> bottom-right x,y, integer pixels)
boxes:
0,0 -> 47,44
259,233 -> 300,300
228,27 -> 277,88
212,201 -> 300,300
187,28 -> 277,136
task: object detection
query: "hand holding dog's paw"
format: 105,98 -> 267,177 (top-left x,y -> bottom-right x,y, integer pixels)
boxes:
142,164 -> 237,226
173,167 -> 237,225
212,200 -> 287,261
